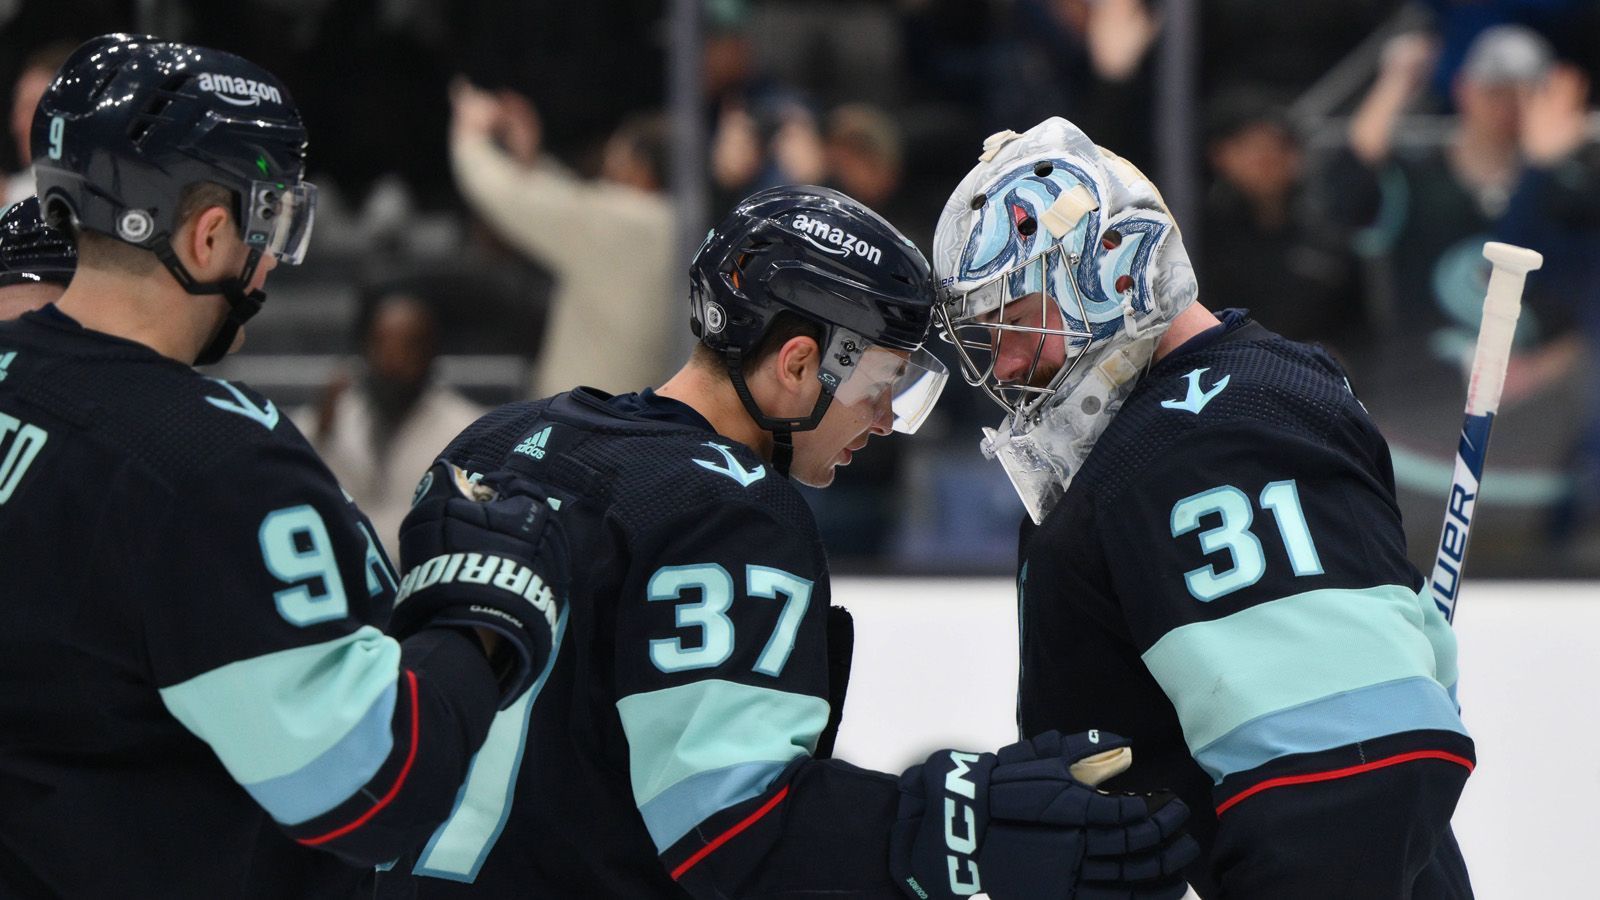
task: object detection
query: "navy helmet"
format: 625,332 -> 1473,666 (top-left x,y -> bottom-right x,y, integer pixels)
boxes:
32,34 -> 315,363
0,197 -> 76,289
689,186 -> 946,471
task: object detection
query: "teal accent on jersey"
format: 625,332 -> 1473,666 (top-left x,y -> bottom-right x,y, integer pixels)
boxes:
1160,367 -> 1231,415
242,682 -> 397,823
1192,676 -> 1467,783
1258,480 -> 1323,576
1169,485 -> 1264,601
157,625 -> 401,785
203,378 -> 280,431
745,565 -> 813,677
1140,584 -> 1458,759
412,604 -> 569,882
259,504 -> 350,626
692,442 -> 766,486
513,425 -> 552,460
648,564 -> 737,673
0,350 -> 15,382
615,678 -> 828,814
637,759 -> 789,851
0,412 -> 47,506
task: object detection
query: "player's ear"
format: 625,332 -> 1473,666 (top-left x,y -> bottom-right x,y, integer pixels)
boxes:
176,205 -> 235,278
774,335 -> 821,395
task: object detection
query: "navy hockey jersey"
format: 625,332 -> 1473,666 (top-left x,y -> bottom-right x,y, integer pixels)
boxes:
378,388 -> 905,899
0,309 -> 500,897
1017,315 -> 1475,898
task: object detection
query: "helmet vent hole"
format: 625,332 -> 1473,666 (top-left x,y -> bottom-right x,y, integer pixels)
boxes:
969,194 -> 986,210
1034,162 -> 1054,177
1017,216 -> 1037,237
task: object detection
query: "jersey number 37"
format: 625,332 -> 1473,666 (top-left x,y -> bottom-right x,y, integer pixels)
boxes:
647,564 -> 813,677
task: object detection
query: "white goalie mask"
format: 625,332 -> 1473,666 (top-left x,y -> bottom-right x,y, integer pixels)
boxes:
932,117 -> 1198,523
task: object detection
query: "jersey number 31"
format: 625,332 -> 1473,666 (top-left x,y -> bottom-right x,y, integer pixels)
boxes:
1170,480 -> 1323,602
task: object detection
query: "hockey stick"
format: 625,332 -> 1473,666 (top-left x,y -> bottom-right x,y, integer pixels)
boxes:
1428,241 -> 1543,624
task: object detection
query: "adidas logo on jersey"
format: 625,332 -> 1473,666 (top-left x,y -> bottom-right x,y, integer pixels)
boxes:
791,214 -> 883,265
196,73 -> 283,107
394,552 -> 559,632
514,426 -> 553,460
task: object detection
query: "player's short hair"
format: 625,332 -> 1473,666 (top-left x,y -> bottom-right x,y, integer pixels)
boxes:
75,181 -> 237,276
693,310 -> 826,377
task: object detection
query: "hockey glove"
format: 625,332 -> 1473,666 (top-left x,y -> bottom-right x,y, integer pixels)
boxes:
391,462 -> 568,709
890,730 -> 1198,900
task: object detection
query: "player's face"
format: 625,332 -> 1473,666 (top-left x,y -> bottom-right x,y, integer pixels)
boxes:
989,291 -> 1068,389
789,348 -> 905,488
0,281 -> 63,320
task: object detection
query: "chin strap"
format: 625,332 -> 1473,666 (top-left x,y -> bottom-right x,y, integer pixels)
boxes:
153,241 -> 267,366
722,348 -> 833,479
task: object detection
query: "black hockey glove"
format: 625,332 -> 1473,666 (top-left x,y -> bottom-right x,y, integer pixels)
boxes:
391,462 -> 568,709
890,730 -> 1198,900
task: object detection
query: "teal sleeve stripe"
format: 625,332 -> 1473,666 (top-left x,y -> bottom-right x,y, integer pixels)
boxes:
413,606 -> 569,883
615,679 -> 828,809
638,760 -> 789,851
1141,585 -> 1458,754
158,625 -> 402,784
242,682 -> 396,824
1192,676 -> 1468,783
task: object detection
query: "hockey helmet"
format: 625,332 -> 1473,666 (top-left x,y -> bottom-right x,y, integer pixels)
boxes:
32,34 -> 315,363
689,185 -> 946,448
0,196 -> 76,288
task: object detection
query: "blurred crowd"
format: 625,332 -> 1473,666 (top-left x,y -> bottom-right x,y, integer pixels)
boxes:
5,0 -> 1600,575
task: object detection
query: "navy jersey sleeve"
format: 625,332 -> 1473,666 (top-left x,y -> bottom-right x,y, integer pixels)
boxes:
613,498 -> 901,899
1098,417 -> 1474,897
136,416 -> 499,866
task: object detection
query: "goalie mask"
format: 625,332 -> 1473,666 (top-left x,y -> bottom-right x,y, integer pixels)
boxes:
932,117 -> 1198,522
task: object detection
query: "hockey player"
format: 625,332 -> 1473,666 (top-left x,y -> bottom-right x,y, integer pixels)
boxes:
375,185 -> 1198,898
0,36 -> 562,896
0,196 -> 75,319
931,117 -> 1475,897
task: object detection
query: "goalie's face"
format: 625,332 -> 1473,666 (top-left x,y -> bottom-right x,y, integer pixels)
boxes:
988,291 -> 1069,389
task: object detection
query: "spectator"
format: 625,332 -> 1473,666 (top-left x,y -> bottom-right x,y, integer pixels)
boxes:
1201,91 -> 1365,351
1325,25 -> 1590,573
6,42 -> 75,207
1496,63 -> 1600,553
293,292 -> 484,558
449,80 -> 678,398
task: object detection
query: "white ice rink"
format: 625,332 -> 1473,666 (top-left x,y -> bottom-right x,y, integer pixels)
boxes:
831,577 -> 1596,899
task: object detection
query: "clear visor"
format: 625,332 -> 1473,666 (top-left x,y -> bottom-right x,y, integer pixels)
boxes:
936,243 -> 1093,416
827,344 -> 949,436
243,180 -> 317,265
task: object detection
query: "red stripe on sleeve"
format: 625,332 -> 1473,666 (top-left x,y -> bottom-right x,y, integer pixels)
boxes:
670,786 -> 791,881
1216,749 -> 1475,816
299,669 -> 422,847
